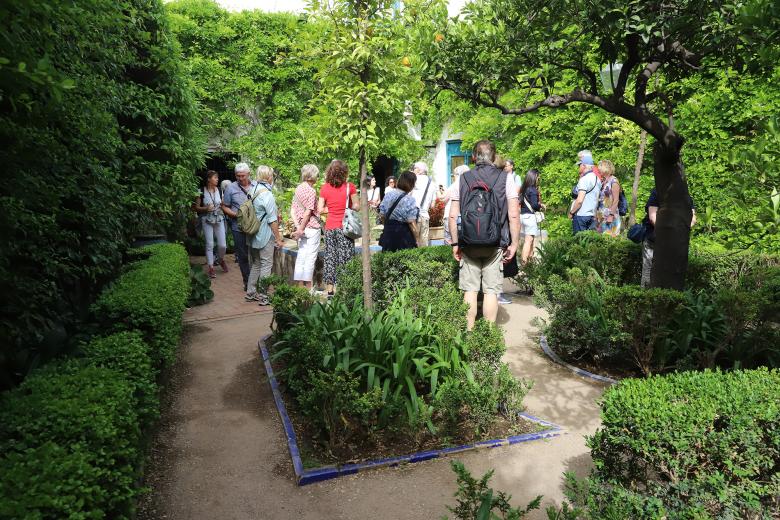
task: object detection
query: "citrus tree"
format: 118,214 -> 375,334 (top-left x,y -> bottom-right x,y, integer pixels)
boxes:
305,0 -> 421,308
425,0 -> 777,289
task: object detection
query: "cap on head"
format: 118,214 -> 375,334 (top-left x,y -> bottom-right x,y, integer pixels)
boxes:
576,150 -> 594,166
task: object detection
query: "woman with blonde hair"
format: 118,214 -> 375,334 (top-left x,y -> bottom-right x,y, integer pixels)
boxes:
291,164 -> 321,290
317,159 -> 360,297
596,159 -> 622,237
245,165 -> 284,305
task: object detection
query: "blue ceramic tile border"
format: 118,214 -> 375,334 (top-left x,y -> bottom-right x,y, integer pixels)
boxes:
539,335 -> 618,385
259,335 -> 565,486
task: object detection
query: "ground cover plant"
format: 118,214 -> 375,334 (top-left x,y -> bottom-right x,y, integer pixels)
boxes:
529,232 -> 780,376
269,247 -> 535,463
0,243 -> 190,519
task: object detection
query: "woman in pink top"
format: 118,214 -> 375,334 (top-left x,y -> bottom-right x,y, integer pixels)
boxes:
291,164 -> 321,290
317,159 -> 360,296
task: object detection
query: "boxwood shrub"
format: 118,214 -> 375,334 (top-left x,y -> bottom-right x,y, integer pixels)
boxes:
92,243 -> 190,370
0,362 -> 142,518
586,368 -> 780,518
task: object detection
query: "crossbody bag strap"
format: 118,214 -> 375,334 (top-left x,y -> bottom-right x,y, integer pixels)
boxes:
420,177 -> 432,209
385,193 -> 406,221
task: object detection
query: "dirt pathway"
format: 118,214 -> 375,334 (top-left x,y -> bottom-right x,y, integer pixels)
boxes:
139,269 -> 607,519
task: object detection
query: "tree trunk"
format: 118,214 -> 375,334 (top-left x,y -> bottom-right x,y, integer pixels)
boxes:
358,145 -> 373,310
650,139 -> 693,290
628,130 -> 647,227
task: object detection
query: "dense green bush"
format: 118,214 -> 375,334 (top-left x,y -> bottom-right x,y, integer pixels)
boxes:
336,246 -> 457,309
0,362 -> 142,518
80,332 -> 159,430
0,0 -> 202,389
533,234 -> 780,373
269,283 -> 314,332
585,369 -> 780,518
92,244 -> 190,370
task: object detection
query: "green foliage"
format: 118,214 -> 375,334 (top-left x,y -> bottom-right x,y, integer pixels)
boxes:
0,362 -> 142,518
166,1 -> 315,185
466,320 -> 506,372
336,245 -> 458,308
188,264 -> 214,307
79,332 -> 160,430
0,0 -> 203,389
92,244 -> 191,371
269,282 -> 314,331
444,460 -> 543,520
588,369 -> 780,518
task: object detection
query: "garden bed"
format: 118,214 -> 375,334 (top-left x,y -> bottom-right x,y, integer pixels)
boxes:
259,339 -> 562,485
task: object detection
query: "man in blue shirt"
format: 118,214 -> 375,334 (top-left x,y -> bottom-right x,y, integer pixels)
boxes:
221,162 -> 256,288
568,150 -> 601,234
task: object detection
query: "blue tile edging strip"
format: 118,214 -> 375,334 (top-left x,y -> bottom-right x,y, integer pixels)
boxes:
259,335 -> 565,486
539,335 -> 618,385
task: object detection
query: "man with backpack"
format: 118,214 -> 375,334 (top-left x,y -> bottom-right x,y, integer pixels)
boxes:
221,162 -> 256,289
568,150 -> 601,234
448,140 -> 521,330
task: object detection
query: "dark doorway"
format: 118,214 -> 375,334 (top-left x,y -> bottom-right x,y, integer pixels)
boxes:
197,152 -> 240,187
371,155 -> 398,198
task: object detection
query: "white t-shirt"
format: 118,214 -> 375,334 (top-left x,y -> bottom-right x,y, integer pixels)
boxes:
411,174 -> 436,219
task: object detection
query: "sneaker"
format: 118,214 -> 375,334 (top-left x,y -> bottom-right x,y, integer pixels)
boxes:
497,293 -> 512,305
218,258 -> 229,273
257,295 -> 270,306
207,266 -> 216,279
245,293 -> 261,302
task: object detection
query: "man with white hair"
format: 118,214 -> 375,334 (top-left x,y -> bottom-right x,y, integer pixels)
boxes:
411,161 -> 435,246
221,162 -> 256,288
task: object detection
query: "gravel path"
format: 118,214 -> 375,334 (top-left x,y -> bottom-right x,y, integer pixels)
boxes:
139,270 -> 607,519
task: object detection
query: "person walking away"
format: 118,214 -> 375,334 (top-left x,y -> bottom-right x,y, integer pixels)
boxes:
317,159 -> 360,298
378,171 -> 421,252
245,166 -> 284,305
448,140 -> 520,330
497,158 -> 522,304
221,163 -> 256,288
411,161 -> 435,246
596,160 -> 622,237
444,164 -> 470,245
568,150 -> 601,234
193,170 -> 229,278
519,168 -> 544,268
641,188 -> 696,287
291,164 -> 321,292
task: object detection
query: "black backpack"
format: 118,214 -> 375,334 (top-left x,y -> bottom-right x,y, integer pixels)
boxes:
460,168 -> 504,247
618,189 -> 628,216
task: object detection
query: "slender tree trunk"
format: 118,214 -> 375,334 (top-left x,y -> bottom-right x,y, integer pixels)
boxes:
628,130 -> 647,226
358,145 -> 373,310
650,140 -> 692,290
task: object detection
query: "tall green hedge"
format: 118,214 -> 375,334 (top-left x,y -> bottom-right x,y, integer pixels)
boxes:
0,0 -> 203,389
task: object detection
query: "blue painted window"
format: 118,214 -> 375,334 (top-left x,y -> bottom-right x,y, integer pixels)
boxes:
446,140 -> 470,186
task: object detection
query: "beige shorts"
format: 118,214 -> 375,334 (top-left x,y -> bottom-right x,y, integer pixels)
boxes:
459,246 -> 504,294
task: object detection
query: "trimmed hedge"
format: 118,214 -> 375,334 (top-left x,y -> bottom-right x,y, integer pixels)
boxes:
586,369 -> 780,518
0,243 -> 189,519
92,243 -> 190,370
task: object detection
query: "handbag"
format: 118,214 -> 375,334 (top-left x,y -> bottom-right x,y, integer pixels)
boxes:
523,197 -> 545,224
341,183 -> 362,239
627,223 -> 646,243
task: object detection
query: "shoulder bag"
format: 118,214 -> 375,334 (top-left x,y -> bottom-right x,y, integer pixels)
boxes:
341,183 -> 362,239
523,196 -> 545,224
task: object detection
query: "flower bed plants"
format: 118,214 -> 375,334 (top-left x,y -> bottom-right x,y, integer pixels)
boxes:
528,232 -> 780,376
267,247 -> 547,470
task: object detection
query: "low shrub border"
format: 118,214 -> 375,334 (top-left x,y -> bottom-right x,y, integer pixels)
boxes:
259,336 -> 564,485
0,244 -> 190,518
539,335 -> 617,386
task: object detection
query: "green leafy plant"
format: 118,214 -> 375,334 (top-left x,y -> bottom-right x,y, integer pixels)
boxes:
92,244 -> 190,370
588,369 -> 780,518
188,264 -> 214,307
444,461 -> 542,520
269,282 -> 314,331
